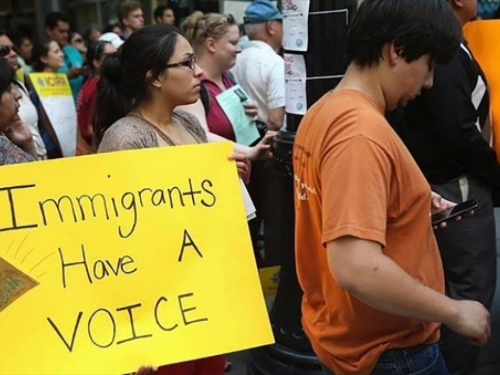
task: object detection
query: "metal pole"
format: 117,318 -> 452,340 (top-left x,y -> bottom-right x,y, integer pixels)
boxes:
247,1 -> 348,374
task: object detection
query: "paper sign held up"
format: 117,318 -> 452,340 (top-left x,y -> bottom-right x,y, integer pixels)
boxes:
0,143 -> 273,375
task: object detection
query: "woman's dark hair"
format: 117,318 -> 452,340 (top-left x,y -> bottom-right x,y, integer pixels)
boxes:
0,59 -> 15,96
85,25 -> 101,43
69,31 -> 82,44
31,40 -> 57,72
94,24 -> 181,146
86,40 -> 112,72
347,0 -> 462,67
104,23 -> 122,34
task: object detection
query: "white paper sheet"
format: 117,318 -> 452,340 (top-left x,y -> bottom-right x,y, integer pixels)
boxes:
282,0 -> 310,52
284,54 -> 307,115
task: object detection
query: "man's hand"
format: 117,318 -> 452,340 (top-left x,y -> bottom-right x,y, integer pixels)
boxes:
446,300 -> 491,346
431,192 -> 458,229
430,191 -> 455,215
243,101 -> 258,120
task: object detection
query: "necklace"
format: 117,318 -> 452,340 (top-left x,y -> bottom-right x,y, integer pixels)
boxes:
133,111 -> 195,146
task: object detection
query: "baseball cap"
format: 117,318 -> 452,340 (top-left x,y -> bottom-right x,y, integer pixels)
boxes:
244,0 -> 282,24
98,32 -> 124,49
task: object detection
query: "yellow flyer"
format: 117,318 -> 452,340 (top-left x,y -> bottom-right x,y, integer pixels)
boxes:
0,143 -> 274,375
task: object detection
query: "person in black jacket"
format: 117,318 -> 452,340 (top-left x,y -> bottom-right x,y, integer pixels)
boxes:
388,1 -> 497,374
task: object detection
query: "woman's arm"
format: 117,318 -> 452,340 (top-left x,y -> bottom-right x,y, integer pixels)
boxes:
177,99 -> 275,161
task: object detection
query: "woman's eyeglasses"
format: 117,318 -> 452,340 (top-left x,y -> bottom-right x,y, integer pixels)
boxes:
0,45 -> 13,57
165,55 -> 197,71
73,38 -> 84,44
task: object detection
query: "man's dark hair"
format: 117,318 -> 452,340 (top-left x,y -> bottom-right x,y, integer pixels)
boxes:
45,11 -> 70,29
154,5 -> 173,23
347,0 -> 462,67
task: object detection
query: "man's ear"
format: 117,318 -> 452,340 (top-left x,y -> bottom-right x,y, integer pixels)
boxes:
266,21 -> 276,36
449,0 -> 463,10
146,70 -> 162,88
387,43 -> 402,66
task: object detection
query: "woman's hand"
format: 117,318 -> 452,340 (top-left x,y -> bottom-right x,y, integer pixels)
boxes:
228,153 -> 250,179
246,131 -> 277,161
4,117 -> 33,146
243,101 -> 258,120
4,117 -> 37,157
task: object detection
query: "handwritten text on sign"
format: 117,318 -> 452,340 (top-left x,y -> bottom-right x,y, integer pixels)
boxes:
0,143 -> 273,375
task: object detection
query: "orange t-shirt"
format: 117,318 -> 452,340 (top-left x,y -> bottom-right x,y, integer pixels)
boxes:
293,90 -> 444,375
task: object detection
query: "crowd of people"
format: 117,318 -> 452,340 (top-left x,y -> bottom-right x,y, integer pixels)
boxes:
0,0 -> 499,374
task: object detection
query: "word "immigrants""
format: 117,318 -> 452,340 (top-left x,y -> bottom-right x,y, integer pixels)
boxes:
0,176 -> 217,238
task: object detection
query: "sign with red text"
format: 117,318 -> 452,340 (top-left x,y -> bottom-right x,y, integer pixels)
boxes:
0,143 -> 273,375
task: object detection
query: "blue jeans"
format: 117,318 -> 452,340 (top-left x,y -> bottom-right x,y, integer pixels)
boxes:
321,343 -> 449,375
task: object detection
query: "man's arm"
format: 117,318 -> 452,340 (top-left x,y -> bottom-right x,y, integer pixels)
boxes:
266,61 -> 286,131
267,106 -> 285,131
327,236 -> 490,345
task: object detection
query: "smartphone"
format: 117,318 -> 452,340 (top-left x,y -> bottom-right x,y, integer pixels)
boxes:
431,199 -> 478,226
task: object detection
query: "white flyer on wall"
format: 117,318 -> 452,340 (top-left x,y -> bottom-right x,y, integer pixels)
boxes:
284,53 -> 307,115
282,0 -> 310,52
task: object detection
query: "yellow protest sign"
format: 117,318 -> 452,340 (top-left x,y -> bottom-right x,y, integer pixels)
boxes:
259,266 -> 280,297
463,20 -> 500,162
30,72 -> 73,97
0,143 -> 273,375
29,73 -> 77,157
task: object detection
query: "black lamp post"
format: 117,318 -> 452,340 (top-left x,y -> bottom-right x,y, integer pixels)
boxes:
247,1 -> 349,374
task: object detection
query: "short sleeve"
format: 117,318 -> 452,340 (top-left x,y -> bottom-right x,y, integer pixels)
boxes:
266,61 -> 286,110
97,120 -> 158,153
321,136 -> 392,247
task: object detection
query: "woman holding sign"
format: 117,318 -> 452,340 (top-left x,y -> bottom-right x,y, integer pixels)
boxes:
94,24 -> 248,375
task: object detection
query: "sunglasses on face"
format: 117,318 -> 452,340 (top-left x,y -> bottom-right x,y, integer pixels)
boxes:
165,54 -> 197,71
0,45 -> 12,57
73,38 -> 84,44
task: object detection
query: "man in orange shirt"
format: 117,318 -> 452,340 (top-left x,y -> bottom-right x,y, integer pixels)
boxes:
293,1 -> 491,374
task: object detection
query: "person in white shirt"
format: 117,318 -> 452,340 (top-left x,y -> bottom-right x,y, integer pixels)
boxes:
232,0 -> 285,267
232,0 -> 285,131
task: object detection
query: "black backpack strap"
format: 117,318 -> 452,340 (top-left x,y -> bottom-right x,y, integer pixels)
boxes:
200,81 -> 211,116
200,72 -> 237,116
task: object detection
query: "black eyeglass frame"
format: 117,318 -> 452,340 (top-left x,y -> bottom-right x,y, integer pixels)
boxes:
165,55 -> 197,71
